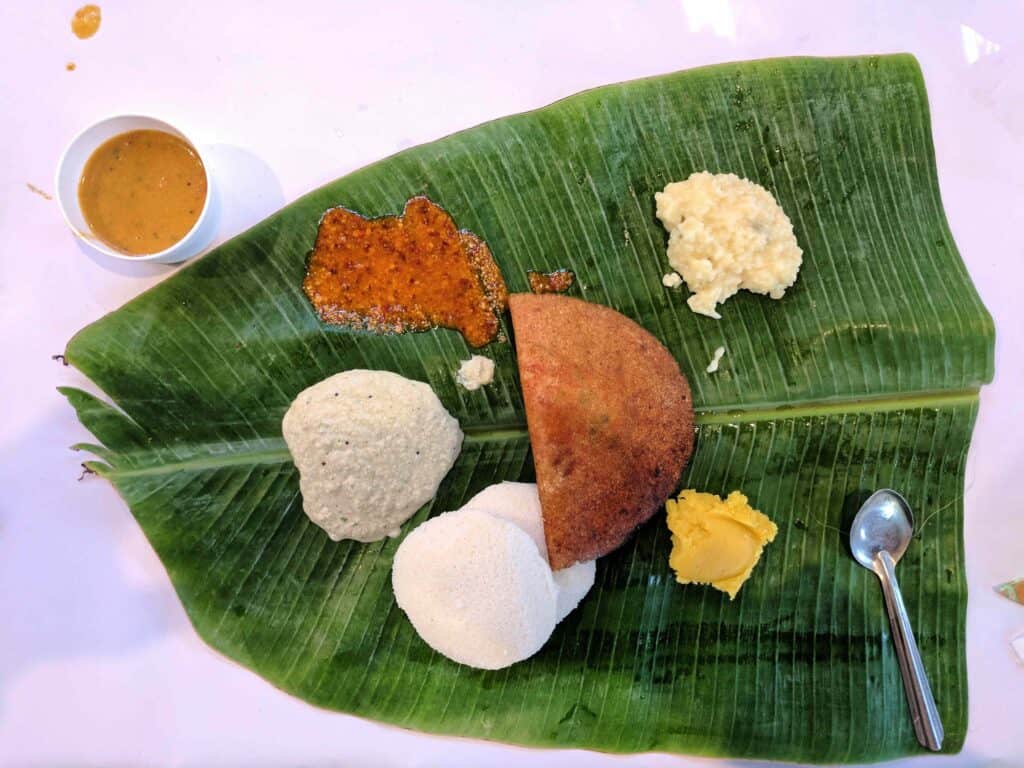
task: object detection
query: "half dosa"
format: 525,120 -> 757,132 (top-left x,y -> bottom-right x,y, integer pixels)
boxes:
509,294 -> 695,569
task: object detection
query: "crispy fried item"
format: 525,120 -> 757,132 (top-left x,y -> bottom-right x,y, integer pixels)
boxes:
304,197 -> 508,347
527,269 -> 575,294
509,294 -> 695,569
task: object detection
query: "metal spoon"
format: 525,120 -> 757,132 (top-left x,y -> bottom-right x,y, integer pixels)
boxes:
850,489 -> 943,751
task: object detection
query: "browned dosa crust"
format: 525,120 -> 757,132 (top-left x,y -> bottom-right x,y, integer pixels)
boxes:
510,294 -> 695,569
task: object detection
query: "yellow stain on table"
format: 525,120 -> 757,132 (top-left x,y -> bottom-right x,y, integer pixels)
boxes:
71,5 -> 101,39
666,490 -> 777,599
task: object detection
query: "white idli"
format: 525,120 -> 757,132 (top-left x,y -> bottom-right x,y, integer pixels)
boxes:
463,481 -> 595,622
392,507 -> 558,670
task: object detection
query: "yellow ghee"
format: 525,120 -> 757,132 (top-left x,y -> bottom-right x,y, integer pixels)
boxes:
666,490 -> 777,599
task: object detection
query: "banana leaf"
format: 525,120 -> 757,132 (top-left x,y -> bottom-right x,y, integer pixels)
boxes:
62,55 -> 993,763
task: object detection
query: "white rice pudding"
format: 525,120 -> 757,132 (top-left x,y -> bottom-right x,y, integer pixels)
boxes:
655,171 -> 803,318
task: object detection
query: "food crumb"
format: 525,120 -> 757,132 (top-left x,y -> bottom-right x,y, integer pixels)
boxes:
662,272 -> 683,288
66,62 -> 77,71
456,355 -> 495,391
26,183 -> 53,201
706,346 -> 726,374
527,269 -> 575,294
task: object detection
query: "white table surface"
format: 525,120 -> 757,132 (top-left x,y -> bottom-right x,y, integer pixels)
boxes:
1,1 -> 1021,766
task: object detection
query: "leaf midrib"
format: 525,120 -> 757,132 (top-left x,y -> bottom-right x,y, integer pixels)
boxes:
93,388 -> 979,479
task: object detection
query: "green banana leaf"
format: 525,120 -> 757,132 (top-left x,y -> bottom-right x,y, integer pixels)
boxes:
62,55 -> 993,763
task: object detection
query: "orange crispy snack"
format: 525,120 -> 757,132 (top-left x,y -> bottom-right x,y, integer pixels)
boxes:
304,197 -> 508,347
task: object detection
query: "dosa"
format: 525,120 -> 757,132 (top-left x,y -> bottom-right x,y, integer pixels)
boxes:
509,294 -> 695,569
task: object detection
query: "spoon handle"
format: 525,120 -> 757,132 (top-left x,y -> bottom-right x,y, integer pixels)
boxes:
874,550 -> 944,751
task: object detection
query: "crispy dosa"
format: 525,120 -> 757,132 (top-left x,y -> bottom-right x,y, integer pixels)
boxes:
509,294 -> 695,569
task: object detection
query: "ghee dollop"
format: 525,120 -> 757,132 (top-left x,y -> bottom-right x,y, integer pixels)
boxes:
666,490 -> 777,599
78,129 -> 207,256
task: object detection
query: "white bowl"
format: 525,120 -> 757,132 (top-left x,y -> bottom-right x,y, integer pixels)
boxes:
55,115 -> 216,264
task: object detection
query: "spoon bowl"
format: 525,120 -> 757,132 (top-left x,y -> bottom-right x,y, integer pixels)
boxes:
850,489 -> 914,569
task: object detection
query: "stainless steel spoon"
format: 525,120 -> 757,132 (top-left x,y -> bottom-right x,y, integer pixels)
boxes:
850,489 -> 943,751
